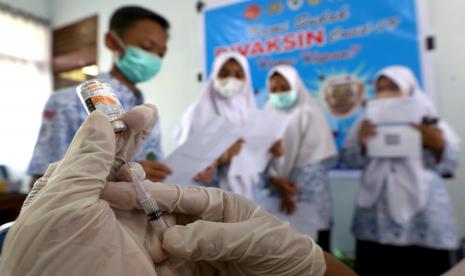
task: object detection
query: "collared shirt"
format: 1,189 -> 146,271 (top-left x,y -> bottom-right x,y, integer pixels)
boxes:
27,73 -> 163,175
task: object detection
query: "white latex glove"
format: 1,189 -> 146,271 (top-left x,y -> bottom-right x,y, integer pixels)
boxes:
444,259 -> 465,276
0,105 -> 175,276
102,182 -> 326,276
6,103 -> 326,276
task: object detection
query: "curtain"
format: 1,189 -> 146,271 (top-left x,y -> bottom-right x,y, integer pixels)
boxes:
0,6 -> 51,179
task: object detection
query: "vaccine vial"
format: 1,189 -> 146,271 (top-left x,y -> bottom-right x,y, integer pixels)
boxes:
77,79 -> 127,132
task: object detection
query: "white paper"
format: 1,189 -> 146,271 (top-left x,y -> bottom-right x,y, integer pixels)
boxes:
163,116 -> 243,186
164,110 -> 289,185
367,125 -> 421,158
366,97 -> 425,124
229,109 -> 289,176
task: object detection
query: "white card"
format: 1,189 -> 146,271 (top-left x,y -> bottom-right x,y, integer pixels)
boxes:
163,116 -> 242,186
229,109 -> 289,176
367,124 -> 421,158
366,97 -> 425,124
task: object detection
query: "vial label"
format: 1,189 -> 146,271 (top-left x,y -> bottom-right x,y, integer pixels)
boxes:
84,98 -> 96,112
80,81 -> 124,119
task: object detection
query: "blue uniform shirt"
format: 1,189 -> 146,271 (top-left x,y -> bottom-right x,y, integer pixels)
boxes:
27,73 -> 163,175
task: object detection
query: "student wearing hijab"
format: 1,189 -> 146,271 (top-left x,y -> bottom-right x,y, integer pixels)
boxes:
175,51 -> 281,198
343,65 -> 460,276
253,64 -> 337,251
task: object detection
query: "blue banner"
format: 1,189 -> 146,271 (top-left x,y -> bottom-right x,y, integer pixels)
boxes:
204,0 -> 425,168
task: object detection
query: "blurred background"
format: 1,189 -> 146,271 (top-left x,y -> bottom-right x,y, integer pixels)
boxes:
0,0 -> 464,262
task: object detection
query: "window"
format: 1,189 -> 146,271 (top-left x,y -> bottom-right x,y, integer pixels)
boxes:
0,6 -> 51,179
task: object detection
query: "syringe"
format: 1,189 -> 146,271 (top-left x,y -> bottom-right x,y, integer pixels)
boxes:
123,161 -> 168,240
122,160 -> 192,275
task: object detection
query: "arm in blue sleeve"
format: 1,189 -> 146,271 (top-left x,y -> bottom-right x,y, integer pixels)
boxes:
288,157 -> 335,227
433,142 -> 458,176
290,157 -> 334,196
341,119 -> 366,169
27,93 -> 77,176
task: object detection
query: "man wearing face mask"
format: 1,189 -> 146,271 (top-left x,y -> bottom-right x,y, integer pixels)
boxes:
28,6 -> 172,184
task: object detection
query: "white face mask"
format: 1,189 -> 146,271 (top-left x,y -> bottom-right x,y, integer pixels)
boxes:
213,77 -> 245,97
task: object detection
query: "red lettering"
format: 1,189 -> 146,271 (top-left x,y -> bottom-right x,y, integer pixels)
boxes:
306,29 -> 326,47
283,34 -> 296,51
298,32 -> 304,48
250,41 -> 265,56
215,47 -> 228,56
266,37 -> 281,53
233,43 -> 251,56
215,29 -> 327,58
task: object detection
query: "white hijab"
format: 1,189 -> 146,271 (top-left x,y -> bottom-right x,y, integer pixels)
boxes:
265,65 -> 337,178
174,51 -> 259,197
349,65 -> 459,225
175,51 -> 256,144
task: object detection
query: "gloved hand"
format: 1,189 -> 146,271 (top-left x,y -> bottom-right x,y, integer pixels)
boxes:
0,105 -> 176,276
5,104 -> 326,276
103,180 -> 326,275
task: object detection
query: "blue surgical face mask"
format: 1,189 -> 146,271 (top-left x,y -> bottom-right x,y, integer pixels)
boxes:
269,90 -> 298,109
113,33 -> 162,83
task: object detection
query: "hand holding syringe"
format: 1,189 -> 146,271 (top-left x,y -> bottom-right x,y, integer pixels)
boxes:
77,79 -> 191,275
121,159 -> 168,239
119,159 -> 193,276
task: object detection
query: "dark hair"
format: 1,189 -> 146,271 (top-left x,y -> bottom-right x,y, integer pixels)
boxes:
271,72 -> 282,78
109,6 -> 170,35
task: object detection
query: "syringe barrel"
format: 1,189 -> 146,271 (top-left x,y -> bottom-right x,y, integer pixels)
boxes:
141,199 -> 168,240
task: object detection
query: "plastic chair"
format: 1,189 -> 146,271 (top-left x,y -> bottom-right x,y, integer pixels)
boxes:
0,221 -> 14,254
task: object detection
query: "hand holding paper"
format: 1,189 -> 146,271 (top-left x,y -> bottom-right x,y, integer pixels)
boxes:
365,98 -> 423,158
